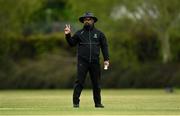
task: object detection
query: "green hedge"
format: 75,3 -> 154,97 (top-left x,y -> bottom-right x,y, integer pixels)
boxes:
0,32 -> 180,89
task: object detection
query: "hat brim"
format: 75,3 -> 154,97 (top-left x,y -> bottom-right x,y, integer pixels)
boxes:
79,16 -> 98,23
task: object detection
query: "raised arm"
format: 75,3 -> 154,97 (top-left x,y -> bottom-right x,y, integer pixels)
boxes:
64,24 -> 79,46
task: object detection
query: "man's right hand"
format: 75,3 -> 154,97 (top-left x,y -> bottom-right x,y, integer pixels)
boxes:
64,24 -> 71,34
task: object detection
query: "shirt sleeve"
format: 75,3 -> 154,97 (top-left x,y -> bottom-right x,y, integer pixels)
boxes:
65,33 -> 79,47
100,32 -> 109,61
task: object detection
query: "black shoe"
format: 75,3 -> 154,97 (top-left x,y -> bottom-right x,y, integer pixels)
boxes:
73,104 -> 79,108
95,104 -> 104,108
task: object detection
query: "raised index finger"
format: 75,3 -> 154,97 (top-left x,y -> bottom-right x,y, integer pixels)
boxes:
68,24 -> 71,29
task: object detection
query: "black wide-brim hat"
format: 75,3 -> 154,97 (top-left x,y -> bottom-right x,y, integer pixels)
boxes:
79,12 -> 98,23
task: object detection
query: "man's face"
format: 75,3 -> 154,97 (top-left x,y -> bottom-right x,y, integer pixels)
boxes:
83,17 -> 94,25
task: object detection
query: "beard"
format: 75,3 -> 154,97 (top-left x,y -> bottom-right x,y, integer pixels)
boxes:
84,23 -> 93,30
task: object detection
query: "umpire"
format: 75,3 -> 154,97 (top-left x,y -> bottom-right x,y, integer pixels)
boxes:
64,12 -> 109,108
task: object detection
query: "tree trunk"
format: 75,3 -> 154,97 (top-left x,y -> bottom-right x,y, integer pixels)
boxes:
159,32 -> 171,63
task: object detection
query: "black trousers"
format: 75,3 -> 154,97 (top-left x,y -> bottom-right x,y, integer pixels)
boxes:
73,58 -> 101,105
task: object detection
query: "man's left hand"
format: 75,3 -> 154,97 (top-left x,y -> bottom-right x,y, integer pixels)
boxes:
104,60 -> 109,70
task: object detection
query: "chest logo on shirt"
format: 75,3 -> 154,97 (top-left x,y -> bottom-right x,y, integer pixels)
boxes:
80,31 -> 84,34
93,34 -> 98,38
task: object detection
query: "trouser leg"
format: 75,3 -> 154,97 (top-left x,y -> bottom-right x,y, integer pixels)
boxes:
73,59 -> 88,104
89,63 -> 101,105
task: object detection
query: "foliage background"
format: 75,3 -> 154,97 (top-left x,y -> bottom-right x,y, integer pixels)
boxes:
0,0 -> 180,89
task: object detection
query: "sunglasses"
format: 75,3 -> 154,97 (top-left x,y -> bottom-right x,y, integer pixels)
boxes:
84,18 -> 92,21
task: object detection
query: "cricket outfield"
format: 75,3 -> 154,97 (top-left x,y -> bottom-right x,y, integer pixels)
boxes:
0,89 -> 180,116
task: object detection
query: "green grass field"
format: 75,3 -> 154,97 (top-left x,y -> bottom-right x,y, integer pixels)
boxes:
0,89 -> 180,116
